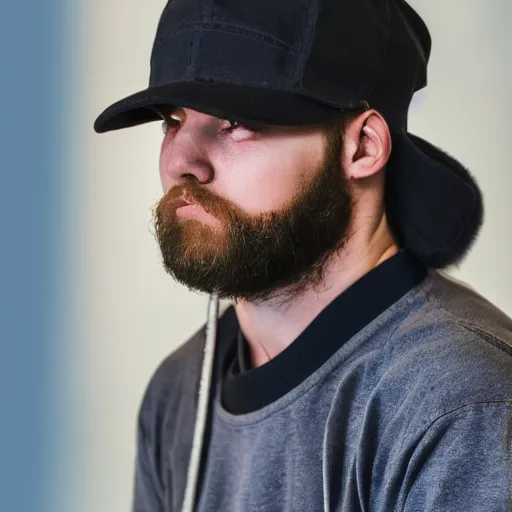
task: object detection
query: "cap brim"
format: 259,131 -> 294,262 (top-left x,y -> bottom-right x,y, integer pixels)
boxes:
93,82 -> 363,133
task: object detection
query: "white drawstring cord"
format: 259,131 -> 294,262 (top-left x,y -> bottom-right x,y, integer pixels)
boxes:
322,430 -> 329,512
181,293 -> 219,512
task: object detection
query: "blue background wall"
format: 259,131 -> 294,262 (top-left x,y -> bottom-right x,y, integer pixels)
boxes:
1,1 -> 71,510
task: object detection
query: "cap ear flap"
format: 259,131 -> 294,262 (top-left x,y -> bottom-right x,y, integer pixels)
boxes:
385,130 -> 484,269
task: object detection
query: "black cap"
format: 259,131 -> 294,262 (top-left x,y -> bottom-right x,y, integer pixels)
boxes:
94,0 -> 484,269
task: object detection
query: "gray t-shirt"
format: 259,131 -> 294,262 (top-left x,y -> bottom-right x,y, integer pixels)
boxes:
133,251 -> 512,511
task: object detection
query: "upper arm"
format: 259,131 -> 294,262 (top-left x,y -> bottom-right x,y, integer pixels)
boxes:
132,381 -> 166,512
402,402 -> 512,512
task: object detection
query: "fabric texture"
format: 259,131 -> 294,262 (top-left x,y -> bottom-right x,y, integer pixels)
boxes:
132,258 -> 512,511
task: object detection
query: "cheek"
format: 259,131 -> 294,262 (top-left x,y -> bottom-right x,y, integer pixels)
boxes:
219,154 -> 302,214
159,146 -> 171,193
225,133 -> 324,213
159,166 -> 169,193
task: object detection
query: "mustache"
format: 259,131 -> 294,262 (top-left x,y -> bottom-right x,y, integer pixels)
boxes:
156,182 -> 244,223
167,183 -> 218,211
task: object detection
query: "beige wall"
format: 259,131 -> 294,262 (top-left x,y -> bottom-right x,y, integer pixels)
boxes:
70,1 -> 511,510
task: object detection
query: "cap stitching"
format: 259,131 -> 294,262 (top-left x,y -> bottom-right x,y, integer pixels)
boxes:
189,73 -> 294,90
292,0 -> 317,85
157,21 -> 299,54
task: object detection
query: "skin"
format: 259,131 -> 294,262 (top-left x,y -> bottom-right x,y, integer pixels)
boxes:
155,107 -> 399,368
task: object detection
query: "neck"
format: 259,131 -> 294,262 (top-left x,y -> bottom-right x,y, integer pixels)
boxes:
233,213 -> 399,368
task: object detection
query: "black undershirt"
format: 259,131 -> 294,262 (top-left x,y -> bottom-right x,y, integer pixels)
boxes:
221,249 -> 428,415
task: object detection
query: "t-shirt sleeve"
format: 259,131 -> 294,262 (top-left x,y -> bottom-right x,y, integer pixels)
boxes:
132,380 -> 166,512
402,402 -> 512,512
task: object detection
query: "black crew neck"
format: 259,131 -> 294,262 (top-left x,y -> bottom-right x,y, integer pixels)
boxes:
220,249 -> 428,415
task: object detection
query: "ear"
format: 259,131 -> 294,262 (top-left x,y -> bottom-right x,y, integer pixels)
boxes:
342,110 -> 392,180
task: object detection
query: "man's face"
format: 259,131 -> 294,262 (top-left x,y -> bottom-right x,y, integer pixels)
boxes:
153,109 -> 353,304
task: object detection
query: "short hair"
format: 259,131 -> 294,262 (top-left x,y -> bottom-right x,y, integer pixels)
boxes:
320,106 -> 368,148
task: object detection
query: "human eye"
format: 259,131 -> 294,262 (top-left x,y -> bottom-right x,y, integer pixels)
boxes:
222,119 -> 264,135
159,112 -> 265,137
161,116 -> 180,135
223,120 -> 244,133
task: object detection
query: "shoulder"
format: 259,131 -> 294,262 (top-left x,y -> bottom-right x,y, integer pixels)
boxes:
136,322 -> 207,439
137,302 -> 236,434
145,323 -> 207,401
379,269 -> 512,430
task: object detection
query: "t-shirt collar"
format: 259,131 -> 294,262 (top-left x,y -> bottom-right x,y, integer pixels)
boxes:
222,249 -> 428,415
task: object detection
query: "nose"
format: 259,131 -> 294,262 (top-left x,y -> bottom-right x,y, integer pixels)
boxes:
159,108 -> 219,191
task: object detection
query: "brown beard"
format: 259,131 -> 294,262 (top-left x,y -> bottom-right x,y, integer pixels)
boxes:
153,130 -> 353,305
